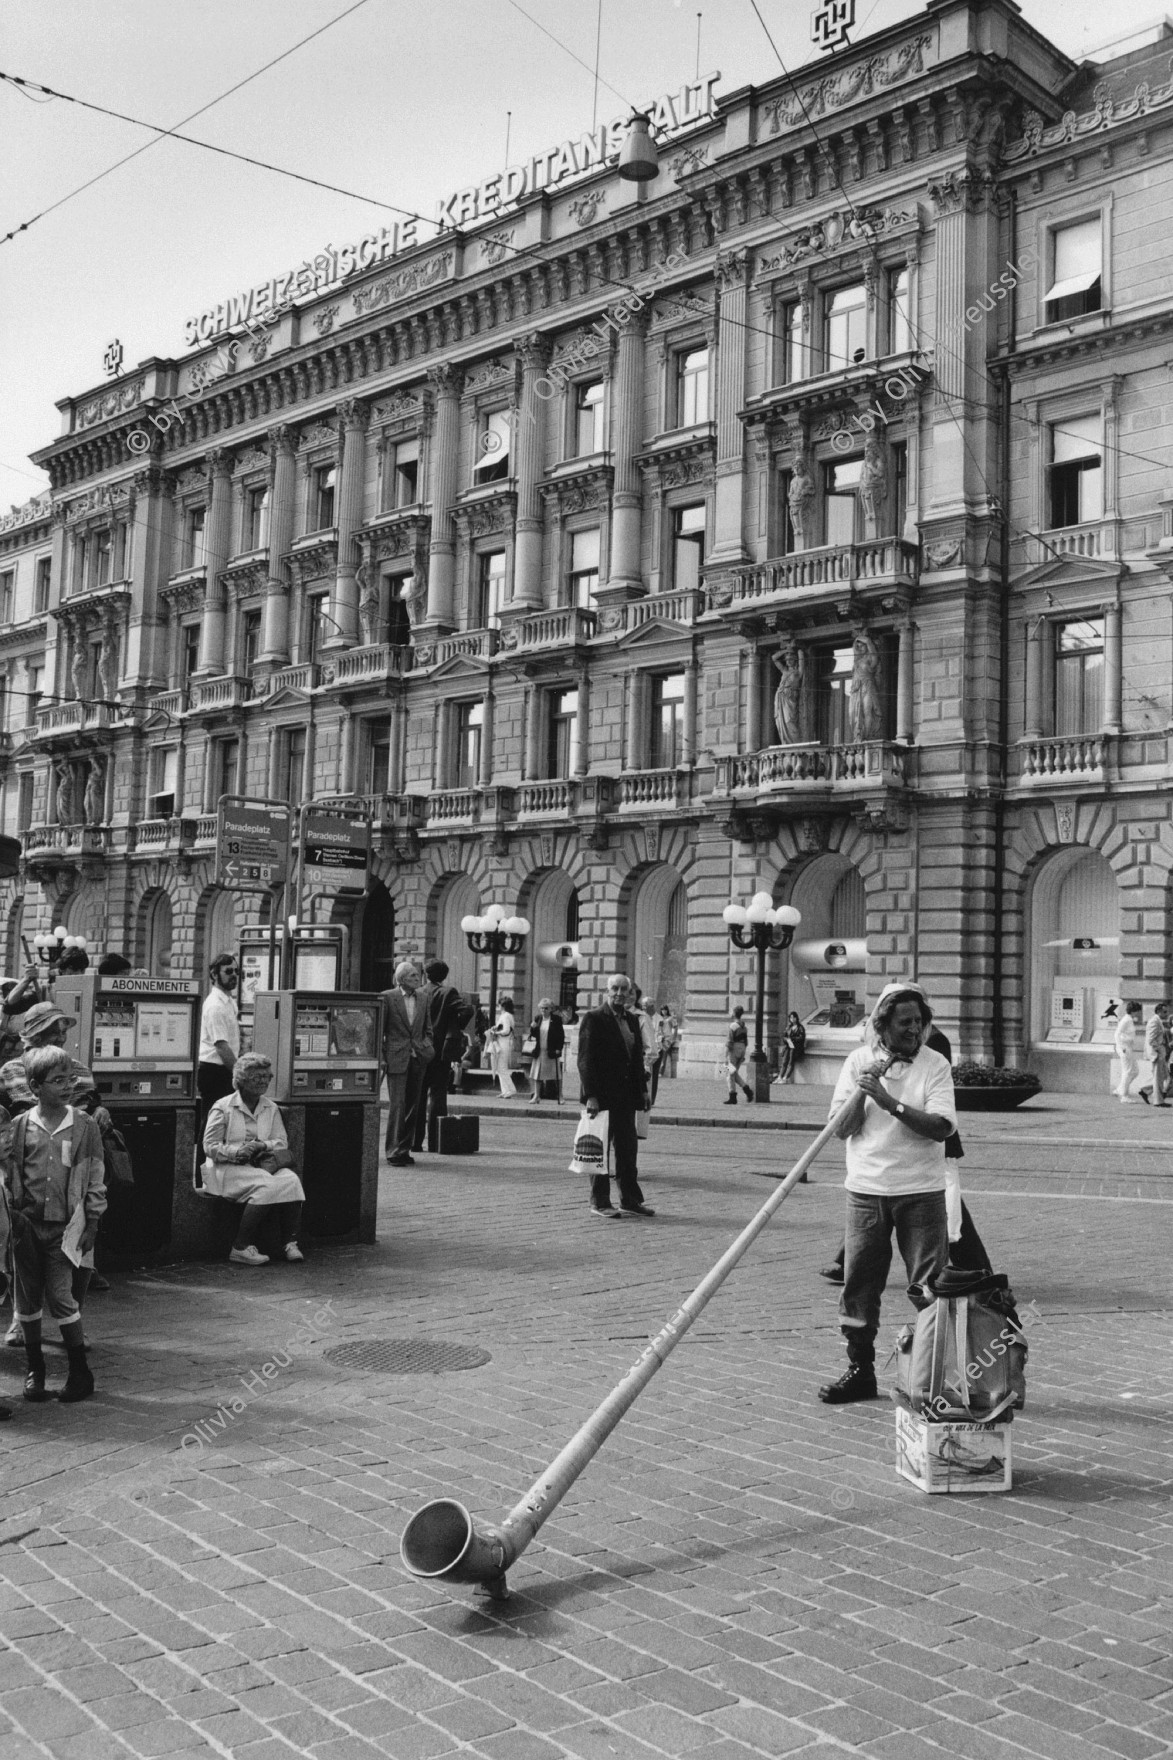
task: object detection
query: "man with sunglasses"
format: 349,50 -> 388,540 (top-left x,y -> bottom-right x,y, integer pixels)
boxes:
198,952 -> 240,1145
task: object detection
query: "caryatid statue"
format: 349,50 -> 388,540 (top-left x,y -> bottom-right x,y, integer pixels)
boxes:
848,626 -> 883,742
356,561 -> 380,647
787,450 -> 817,547
54,758 -> 77,825
84,755 -> 106,826
771,642 -> 807,745
858,435 -> 889,531
98,617 -> 119,703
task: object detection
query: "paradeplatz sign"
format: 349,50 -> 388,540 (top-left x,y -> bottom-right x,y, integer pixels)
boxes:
215,798 -> 292,892
300,811 -> 370,896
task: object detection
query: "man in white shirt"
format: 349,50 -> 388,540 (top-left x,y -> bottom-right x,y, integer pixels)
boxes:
198,953 -> 240,1143
818,982 -> 956,1405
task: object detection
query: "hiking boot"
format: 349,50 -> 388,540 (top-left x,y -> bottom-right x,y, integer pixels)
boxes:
818,1363 -> 879,1404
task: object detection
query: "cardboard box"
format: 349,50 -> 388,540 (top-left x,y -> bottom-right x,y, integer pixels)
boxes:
895,1405 -> 1012,1494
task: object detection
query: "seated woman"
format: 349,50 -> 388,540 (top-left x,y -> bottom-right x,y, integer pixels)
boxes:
202,1053 -> 305,1267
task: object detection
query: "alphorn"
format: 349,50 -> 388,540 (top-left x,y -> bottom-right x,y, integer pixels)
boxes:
400,1071 -> 888,1600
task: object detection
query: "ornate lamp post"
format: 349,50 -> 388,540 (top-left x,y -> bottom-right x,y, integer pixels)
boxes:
723,892 -> 802,1102
460,904 -> 531,1022
33,926 -> 88,973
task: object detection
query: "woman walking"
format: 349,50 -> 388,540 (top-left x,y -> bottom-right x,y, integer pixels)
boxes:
526,998 -> 565,1104
724,1007 -> 754,1105
485,997 -> 517,1098
773,1011 -> 807,1084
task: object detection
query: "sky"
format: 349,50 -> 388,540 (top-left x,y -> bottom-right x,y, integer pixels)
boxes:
0,0 -> 1149,501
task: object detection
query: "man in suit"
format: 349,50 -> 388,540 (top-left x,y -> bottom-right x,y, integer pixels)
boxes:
381,960 -> 434,1167
411,960 -> 473,1150
577,973 -> 655,1219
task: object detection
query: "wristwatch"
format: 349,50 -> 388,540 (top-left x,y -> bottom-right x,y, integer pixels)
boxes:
894,1101 -> 906,1117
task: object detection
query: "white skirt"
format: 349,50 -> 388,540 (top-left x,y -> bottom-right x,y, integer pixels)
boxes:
202,1161 -> 305,1205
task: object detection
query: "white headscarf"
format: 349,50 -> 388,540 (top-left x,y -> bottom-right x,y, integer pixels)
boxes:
866,981 -> 931,1054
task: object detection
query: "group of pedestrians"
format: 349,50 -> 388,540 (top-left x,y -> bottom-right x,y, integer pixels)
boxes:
1113,1000 -> 1172,1104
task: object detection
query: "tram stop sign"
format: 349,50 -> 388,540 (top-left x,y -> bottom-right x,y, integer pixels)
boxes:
300,810 -> 371,895
215,797 -> 292,892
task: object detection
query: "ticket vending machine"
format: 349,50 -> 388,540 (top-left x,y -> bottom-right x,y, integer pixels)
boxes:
250,990 -> 381,1244
54,974 -> 213,1264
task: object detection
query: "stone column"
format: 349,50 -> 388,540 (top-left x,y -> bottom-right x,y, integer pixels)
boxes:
710,251 -> 748,565
605,317 -> 646,595
328,400 -> 367,647
896,619 -> 915,743
1102,602 -> 1122,735
197,448 -> 232,676
424,365 -> 463,630
524,686 -> 543,780
745,648 -> 763,751
1024,618 -> 1044,741
573,670 -> 590,776
201,733 -> 216,814
338,708 -> 355,795
512,335 -> 550,611
261,427 -> 296,665
683,661 -> 698,765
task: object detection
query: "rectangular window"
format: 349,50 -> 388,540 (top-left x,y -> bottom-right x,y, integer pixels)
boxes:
181,622 -> 201,684
889,266 -> 913,353
650,673 -> 686,769
671,504 -> 706,592
1054,618 -> 1104,736
390,438 -> 420,507
816,645 -> 855,746
150,746 -> 178,818
25,667 -> 40,726
825,456 -> 862,547
573,381 -> 605,456
284,727 -> 307,804
454,701 -> 483,788
474,410 -> 511,483
17,773 -> 34,833
241,608 -> 262,673
312,465 -> 336,531
94,528 -> 113,586
567,528 -> 600,608
781,302 -> 804,384
217,739 -> 239,802
187,507 -> 206,569
1045,218 -> 1102,323
891,442 -> 908,539
0,571 -> 13,623
1049,415 -> 1102,527
825,283 -> 867,371
34,556 -> 51,613
368,725 -> 392,795
307,594 -> 330,661
676,346 -> 709,428
548,688 -> 579,779
776,471 -> 796,556
244,485 -> 270,551
387,577 -> 411,646
474,549 -> 507,629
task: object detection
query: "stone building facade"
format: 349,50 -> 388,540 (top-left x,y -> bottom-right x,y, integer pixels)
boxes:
3,0 -> 1170,1085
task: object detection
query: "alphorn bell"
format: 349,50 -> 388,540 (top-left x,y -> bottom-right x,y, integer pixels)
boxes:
400,1073 -> 889,1599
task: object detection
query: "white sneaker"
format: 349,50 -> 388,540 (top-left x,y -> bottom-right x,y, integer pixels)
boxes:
5,1317 -> 23,1348
283,1243 -> 305,1263
229,1246 -> 269,1266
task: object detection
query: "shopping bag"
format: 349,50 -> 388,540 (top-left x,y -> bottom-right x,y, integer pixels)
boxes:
521,1034 -> 538,1057
635,1110 -> 650,1140
569,1108 -> 609,1175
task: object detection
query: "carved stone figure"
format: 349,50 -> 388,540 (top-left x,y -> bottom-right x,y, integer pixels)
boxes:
70,639 -> 88,704
54,758 -> 77,825
406,565 -> 428,627
771,643 -> 807,745
98,620 -> 119,702
356,562 -> 380,646
858,436 -> 889,530
787,450 -> 817,546
84,756 -> 105,826
848,627 -> 883,742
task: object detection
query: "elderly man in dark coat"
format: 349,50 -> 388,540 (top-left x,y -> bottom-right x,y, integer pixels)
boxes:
577,973 -> 654,1220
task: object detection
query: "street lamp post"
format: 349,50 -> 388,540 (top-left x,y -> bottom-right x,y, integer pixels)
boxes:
723,892 -> 802,1103
460,904 -> 531,1022
33,926 -> 88,975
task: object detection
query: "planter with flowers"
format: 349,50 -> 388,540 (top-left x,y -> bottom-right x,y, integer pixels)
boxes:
951,1062 -> 1042,1111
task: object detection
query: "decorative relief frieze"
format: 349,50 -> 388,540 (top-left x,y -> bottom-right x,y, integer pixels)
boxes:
299,423 -> 338,452
463,357 -> 514,395
479,230 -> 517,265
758,203 -> 917,274
761,34 -> 933,134
670,143 -> 710,180
1004,65 -> 1173,163
175,467 -> 207,498
0,494 -> 52,534
567,192 -> 606,227
351,251 -> 455,316
371,393 -> 424,426
312,304 -> 341,337
75,379 -> 145,430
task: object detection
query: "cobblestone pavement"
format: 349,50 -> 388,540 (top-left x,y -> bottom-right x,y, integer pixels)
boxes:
0,1096 -> 1170,1759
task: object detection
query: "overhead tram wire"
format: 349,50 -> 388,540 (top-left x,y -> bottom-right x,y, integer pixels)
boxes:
0,0 -> 372,246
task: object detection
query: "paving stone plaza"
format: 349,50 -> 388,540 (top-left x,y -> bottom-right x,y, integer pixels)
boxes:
0,1087 -> 1170,1760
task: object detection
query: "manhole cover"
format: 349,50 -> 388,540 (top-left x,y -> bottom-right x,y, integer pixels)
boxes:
323,1339 -> 491,1375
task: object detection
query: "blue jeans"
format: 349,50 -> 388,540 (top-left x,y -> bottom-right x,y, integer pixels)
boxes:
840,1190 -> 948,1347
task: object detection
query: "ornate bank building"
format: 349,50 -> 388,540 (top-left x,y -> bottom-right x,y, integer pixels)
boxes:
2,0 -> 1171,1085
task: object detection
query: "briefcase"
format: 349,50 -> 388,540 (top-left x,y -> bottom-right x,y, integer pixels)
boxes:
438,1115 -> 479,1154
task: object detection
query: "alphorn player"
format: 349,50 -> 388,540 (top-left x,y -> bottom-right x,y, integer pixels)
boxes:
818,981 -> 955,1405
